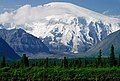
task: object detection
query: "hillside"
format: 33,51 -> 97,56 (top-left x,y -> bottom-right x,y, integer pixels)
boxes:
0,37 -> 20,60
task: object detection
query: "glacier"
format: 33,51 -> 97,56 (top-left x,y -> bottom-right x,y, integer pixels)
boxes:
0,2 -> 120,54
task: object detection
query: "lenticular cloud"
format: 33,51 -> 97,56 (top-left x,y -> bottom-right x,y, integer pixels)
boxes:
0,5 -> 42,26
0,2 -> 119,30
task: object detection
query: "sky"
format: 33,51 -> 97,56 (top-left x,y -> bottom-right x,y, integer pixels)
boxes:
0,0 -> 120,15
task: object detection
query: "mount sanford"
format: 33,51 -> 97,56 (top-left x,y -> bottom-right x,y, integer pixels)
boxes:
0,2 -> 120,54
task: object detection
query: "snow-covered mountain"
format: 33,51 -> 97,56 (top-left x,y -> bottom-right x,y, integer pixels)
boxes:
0,2 -> 120,54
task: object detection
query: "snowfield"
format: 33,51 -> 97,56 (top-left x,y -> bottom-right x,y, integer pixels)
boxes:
0,2 -> 120,53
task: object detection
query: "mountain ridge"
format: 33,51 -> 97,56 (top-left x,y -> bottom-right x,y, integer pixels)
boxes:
85,29 -> 120,57
0,28 -> 50,56
0,37 -> 20,60
0,2 -> 120,54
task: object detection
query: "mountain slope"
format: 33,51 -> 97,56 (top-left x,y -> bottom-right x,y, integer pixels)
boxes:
0,2 -> 120,53
0,37 -> 20,60
85,29 -> 120,57
0,28 -> 49,55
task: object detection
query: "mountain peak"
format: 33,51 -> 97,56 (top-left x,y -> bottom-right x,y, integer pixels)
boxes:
0,2 -> 120,54
43,2 -> 119,22
44,2 -> 81,7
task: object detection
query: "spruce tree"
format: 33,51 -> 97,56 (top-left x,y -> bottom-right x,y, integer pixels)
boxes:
53,60 -> 56,66
44,57 -> 49,67
63,57 -> 68,68
74,59 -> 79,67
74,58 -> 82,68
109,45 -> 116,67
21,54 -> 29,67
78,58 -> 82,67
1,56 -> 6,68
97,49 -> 102,67
84,59 -> 87,67
119,55 -> 120,66
69,61 -> 73,67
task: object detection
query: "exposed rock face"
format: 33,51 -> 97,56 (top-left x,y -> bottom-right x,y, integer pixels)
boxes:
0,28 -> 50,55
0,37 -> 20,60
86,29 -> 120,57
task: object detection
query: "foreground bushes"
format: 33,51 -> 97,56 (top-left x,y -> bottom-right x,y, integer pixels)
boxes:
0,67 -> 120,81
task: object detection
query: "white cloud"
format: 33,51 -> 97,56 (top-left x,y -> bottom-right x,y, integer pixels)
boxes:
0,12 -> 14,24
0,3 -> 59,27
0,2 -> 119,29
0,4 -> 45,26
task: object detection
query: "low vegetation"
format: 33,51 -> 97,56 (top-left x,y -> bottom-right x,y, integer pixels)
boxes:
0,45 -> 120,81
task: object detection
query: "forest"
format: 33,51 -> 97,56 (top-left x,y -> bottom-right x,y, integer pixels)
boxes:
0,45 -> 120,81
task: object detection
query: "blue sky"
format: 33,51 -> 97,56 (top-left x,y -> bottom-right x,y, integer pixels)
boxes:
0,0 -> 120,15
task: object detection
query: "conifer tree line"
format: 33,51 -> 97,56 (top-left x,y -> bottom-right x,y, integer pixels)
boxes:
0,44 -> 120,68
